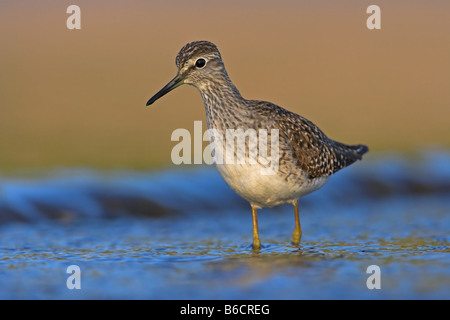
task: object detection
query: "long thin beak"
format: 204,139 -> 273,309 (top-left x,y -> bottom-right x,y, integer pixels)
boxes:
146,73 -> 184,106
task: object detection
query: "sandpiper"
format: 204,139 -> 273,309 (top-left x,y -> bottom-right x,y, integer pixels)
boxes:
146,41 -> 368,249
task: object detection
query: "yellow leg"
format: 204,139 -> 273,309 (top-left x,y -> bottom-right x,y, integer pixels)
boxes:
292,200 -> 302,245
252,206 -> 261,250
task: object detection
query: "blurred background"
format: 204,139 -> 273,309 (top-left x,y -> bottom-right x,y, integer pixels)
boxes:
1,0 -> 449,173
1,0 -> 449,300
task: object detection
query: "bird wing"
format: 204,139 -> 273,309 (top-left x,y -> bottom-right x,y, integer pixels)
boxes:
251,101 -> 368,179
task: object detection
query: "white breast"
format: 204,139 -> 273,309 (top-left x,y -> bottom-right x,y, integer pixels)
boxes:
216,162 -> 329,208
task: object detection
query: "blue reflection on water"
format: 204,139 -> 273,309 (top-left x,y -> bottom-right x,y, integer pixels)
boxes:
0,151 -> 449,299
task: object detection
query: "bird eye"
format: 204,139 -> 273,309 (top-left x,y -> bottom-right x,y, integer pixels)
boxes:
195,58 -> 206,68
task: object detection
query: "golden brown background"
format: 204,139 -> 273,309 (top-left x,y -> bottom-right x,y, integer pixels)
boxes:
1,0 -> 449,173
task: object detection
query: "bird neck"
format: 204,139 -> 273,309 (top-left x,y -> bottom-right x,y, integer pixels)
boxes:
197,75 -> 247,129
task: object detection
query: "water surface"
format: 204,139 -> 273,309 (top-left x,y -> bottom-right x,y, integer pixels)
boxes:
0,152 -> 449,299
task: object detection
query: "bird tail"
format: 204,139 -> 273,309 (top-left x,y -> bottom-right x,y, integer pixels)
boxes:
346,144 -> 369,160
328,141 -> 369,174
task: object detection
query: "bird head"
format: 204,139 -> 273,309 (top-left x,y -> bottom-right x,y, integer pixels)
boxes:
146,41 -> 226,106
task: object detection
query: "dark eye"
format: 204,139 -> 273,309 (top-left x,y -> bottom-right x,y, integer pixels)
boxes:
195,58 -> 206,68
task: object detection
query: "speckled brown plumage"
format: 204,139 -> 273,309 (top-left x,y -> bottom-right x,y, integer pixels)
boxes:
249,101 -> 368,179
146,40 -> 369,249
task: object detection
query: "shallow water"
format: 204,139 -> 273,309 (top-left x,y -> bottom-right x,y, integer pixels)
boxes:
0,152 -> 449,299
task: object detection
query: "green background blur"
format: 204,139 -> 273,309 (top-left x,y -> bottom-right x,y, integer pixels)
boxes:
1,0 -> 449,173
